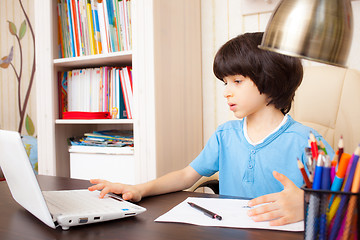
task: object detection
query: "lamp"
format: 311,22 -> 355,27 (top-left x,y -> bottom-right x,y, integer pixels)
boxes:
259,0 -> 353,67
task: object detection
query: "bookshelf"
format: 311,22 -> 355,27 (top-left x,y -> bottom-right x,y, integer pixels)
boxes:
34,0 -> 203,184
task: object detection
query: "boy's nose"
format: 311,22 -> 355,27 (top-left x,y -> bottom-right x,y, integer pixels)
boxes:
224,91 -> 234,98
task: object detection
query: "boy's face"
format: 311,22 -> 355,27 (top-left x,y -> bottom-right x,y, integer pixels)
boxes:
223,75 -> 268,119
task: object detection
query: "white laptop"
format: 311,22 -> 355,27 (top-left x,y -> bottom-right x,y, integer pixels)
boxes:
0,130 -> 146,230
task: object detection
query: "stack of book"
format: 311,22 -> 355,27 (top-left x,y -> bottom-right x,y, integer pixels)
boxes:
69,130 -> 133,154
57,0 -> 132,58
58,66 -> 133,119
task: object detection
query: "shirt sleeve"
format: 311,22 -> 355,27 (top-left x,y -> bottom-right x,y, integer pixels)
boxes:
189,130 -> 220,177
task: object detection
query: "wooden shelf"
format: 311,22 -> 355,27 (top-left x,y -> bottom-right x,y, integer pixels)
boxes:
53,51 -> 132,69
55,119 -> 134,124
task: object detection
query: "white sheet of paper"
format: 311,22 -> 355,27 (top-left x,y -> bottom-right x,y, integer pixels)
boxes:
155,197 -> 304,232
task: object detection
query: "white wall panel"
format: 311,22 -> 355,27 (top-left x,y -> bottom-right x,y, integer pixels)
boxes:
348,1 -> 360,71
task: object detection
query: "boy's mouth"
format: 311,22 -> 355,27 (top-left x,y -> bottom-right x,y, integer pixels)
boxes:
228,103 -> 236,111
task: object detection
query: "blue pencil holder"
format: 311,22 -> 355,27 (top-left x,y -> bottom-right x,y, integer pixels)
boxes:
302,186 -> 360,240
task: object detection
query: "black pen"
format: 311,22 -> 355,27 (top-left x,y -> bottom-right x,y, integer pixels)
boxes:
187,202 -> 222,220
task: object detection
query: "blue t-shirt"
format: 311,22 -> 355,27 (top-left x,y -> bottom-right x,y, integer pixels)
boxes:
190,115 -> 334,198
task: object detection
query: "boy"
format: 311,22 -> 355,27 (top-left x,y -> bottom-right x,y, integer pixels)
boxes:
89,32 -> 334,226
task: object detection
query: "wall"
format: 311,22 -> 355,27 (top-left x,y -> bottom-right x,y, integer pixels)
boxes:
201,0 -> 360,144
1,0 -> 359,148
0,0 -> 36,135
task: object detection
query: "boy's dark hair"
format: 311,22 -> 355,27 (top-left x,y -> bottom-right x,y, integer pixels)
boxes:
213,32 -> 303,114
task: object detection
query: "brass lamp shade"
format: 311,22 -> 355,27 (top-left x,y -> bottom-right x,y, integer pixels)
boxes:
259,0 -> 353,67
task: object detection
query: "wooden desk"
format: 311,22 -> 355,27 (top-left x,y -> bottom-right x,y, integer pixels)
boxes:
0,175 -> 303,240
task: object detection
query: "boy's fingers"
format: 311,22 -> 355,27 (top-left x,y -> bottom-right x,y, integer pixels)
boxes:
122,192 -> 133,201
269,217 -> 289,226
247,202 -> 279,217
251,209 -> 282,222
88,183 -> 104,191
89,179 -> 105,184
248,192 -> 278,207
99,187 -> 111,198
89,179 -> 98,184
272,171 -> 296,189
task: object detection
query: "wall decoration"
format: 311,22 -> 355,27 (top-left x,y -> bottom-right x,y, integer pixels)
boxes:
0,0 -> 37,175
0,0 -> 36,135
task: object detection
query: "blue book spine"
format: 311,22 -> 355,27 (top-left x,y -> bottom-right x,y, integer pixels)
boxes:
66,0 -> 76,57
106,0 -> 116,51
93,7 -> 101,53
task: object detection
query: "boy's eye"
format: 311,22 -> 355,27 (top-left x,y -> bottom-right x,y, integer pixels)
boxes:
235,80 -> 242,84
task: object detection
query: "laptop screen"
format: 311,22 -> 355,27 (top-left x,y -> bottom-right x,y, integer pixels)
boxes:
0,130 -> 55,228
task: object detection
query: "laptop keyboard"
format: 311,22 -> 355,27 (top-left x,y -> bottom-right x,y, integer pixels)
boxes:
43,189 -> 132,215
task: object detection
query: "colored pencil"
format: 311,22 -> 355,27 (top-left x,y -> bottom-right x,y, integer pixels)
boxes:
319,139 -> 328,155
340,145 -> 360,239
319,155 -> 331,240
328,153 -> 352,207
305,147 -> 314,182
305,155 -> 323,240
309,132 -> 319,160
298,158 -> 312,188
330,153 -> 337,183
337,136 -> 344,165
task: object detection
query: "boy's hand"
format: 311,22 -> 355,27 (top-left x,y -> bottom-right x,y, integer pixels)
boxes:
88,179 -> 142,202
247,171 -> 304,226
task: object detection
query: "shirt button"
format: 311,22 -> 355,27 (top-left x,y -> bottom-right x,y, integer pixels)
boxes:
251,150 -> 255,154
248,165 -> 253,169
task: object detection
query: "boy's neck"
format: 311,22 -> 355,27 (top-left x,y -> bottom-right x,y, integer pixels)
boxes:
246,107 -> 285,143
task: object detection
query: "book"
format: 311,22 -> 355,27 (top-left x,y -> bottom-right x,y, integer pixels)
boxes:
63,111 -> 111,119
69,145 -> 134,154
89,130 -> 131,137
113,0 -> 122,51
66,0 -> 76,57
57,1 -> 65,58
91,0 -> 102,54
74,0 -> 85,56
97,0 -> 109,54
67,71 -> 73,111
106,0 -> 118,52
80,0 -> 90,55
69,130 -> 133,149
119,68 -> 130,118
86,0 -> 97,55
72,69 -> 81,111
70,0 -> 81,56
122,66 -> 133,118
59,0 -> 70,57
119,0 -> 129,50
58,72 -> 68,118
118,72 -> 127,119
126,0 -> 132,49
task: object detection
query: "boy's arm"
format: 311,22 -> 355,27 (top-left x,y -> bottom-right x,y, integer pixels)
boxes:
89,166 -> 202,202
246,171 -> 304,226
140,166 -> 202,197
